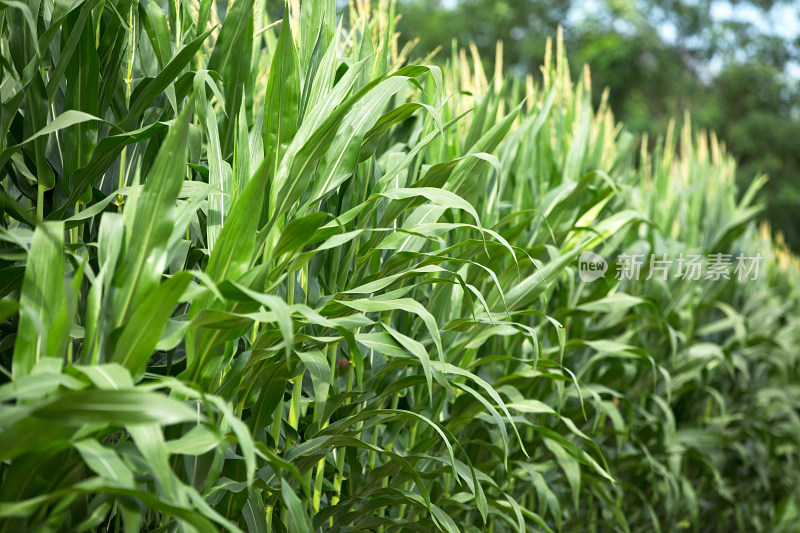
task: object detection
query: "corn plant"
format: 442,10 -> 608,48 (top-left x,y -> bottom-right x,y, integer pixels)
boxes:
1,1 -> 798,531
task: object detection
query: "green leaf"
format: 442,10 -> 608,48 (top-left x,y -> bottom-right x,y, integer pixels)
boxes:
123,28 -> 212,128
184,159 -> 270,384
12,222 -> 70,378
274,211 -> 328,257
112,103 -> 193,325
32,389 -> 198,426
141,1 -> 172,68
296,349 -> 331,418
61,7 -> 99,200
74,439 -> 135,487
207,0 -> 254,152
110,272 -> 192,375
281,477 -> 313,533
22,73 -> 54,190
262,8 -> 299,177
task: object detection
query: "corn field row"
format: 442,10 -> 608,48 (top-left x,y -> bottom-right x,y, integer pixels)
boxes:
0,0 -> 798,531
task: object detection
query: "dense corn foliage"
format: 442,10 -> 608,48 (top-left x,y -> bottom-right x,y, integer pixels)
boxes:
1,0 -> 799,531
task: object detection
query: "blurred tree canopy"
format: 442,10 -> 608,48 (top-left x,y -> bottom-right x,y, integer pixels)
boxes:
396,0 -> 800,250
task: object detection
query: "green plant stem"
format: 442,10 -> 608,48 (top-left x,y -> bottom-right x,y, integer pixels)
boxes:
36,185 -> 44,222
